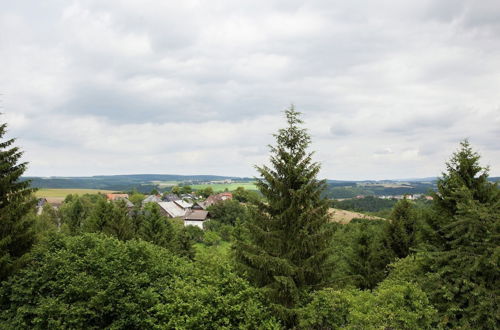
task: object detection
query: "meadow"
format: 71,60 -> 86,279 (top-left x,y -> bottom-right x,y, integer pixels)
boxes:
35,188 -> 116,198
190,182 -> 257,191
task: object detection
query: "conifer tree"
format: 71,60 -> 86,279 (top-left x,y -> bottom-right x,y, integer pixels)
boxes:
140,203 -> 174,248
423,139 -> 499,251
383,199 -> 417,259
0,120 -> 36,281
420,140 -> 500,328
235,106 -> 333,326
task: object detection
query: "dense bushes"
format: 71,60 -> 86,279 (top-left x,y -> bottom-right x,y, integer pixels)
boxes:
299,281 -> 436,329
0,233 -> 278,329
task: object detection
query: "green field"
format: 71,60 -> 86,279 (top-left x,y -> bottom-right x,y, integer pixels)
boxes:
190,182 -> 257,191
35,188 -> 117,198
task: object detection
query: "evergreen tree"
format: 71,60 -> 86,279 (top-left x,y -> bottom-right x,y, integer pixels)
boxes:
235,106 -> 333,326
140,203 -> 174,248
419,140 -> 500,328
104,200 -> 133,241
84,198 -> 112,234
0,121 -> 36,281
383,198 -> 417,259
347,222 -> 388,290
423,139 -> 499,251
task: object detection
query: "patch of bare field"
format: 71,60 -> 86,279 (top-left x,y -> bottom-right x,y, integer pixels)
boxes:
328,208 -> 384,224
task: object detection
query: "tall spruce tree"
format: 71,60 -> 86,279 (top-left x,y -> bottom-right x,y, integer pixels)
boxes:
383,199 -> 417,259
420,140 -> 500,328
0,120 -> 36,281
235,106 -> 333,326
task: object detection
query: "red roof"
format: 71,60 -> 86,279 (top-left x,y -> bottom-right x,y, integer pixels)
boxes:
106,193 -> 129,201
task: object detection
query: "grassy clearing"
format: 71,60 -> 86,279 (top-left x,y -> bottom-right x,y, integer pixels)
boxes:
190,182 -> 258,191
35,188 -> 116,198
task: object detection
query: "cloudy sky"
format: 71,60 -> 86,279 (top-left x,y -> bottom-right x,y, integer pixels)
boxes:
1,0 -> 499,180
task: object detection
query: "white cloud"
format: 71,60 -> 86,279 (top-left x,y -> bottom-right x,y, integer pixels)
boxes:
1,0 -> 499,179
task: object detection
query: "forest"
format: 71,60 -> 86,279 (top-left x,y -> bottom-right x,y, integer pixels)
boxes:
1,108 -> 499,329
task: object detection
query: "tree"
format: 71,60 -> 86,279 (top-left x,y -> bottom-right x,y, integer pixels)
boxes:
181,185 -> 192,194
234,106 -> 333,326
140,203 -> 174,249
423,139 -> 499,251
84,198 -> 133,241
59,195 -> 88,234
299,282 -> 436,329
383,198 -> 418,259
346,222 -> 388,290
0,120 -> 36,281
170,186 -> 181,195
208,199 -> 249,226
233,186 -> 260,203
0,233 -> 279,328
198,186 -> 214,198
417,140 -> 500,328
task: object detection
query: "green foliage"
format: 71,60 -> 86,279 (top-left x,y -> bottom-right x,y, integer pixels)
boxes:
208,199 -> 250,226
331,196 -> 397,213
33,204 -> 59,240
423,139 -> 499,251
415,140 -> 500,328
345,222 -> 389,290
299,280 -> 436,329
59,195 -> 91,234
383,199 -> 418,259
0,233 -> 277,329
140,203 -> 175,249
299,288 -> 351,328
128,192 -> 145,206
84,199 -> 133,241
198,186 -> 214,198
203,230 -> 222,246
233,186 -> 261,203
0,121 -> 36,281
235,106 -> 333,326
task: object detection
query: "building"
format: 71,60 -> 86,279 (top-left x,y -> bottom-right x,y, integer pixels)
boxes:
157,201 -> 187,218
106,193 -> 129,201
142,195 -> 162,205
201,192 -> 233,209
184,210 -> 209,229
162,194 -> 180,202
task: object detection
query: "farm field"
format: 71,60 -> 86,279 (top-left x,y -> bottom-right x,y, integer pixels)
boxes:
35,188 -> 116,198
328,208 -> 384,224
190,182 -> 257,191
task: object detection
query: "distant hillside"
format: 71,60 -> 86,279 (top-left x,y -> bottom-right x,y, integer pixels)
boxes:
22,174 -> 252,193
22,174 -> 498,195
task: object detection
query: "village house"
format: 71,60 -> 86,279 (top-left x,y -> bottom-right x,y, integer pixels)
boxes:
106,193 -> 134,209
184,210 -> 210,229
142,195 -> 162,205
157,201 -> 188,218
200,192 -> 233,209
106,193 -> 129,201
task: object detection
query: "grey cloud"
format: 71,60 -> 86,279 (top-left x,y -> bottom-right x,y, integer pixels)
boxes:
2,0 -> 500,178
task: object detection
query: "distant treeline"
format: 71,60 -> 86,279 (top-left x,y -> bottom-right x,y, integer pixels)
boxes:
324,182 -> 437,199
22,174 -> 252,193
331,196 -> 398,213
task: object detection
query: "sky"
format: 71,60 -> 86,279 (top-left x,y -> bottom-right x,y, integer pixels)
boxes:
1,0 -> 499,180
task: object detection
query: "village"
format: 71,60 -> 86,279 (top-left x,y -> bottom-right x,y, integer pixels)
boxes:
36,191 -> 234,229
